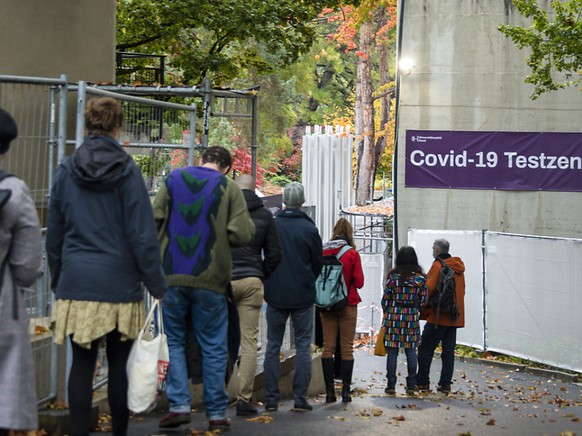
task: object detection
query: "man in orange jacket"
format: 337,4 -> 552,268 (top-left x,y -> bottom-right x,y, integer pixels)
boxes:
416,239 -> 465,393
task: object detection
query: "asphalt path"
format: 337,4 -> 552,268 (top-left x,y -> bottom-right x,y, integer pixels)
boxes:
99,348 -> 582,436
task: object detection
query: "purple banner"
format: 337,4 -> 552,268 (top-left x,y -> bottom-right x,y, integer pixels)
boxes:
405,130 -> 582,192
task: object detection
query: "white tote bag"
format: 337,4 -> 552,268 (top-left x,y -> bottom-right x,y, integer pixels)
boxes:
127,300 -> 170,414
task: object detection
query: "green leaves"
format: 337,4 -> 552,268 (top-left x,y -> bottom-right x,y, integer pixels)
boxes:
498,0 -> 582,99
116,0 -> 350,85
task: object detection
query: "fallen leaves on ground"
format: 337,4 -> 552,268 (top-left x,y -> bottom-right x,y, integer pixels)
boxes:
7,431 -> 48,436
356,408 -> 383,418
46,401 -> 68,410
396,404 -> 419,409
246,415 -> 273,423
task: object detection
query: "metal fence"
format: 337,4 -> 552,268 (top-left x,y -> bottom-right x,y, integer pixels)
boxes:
408,228 -> 582,373
1,74 -> 294,404
76,82 -> 197,194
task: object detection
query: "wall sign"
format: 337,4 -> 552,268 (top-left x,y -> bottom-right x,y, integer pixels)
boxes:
405,130 -> 582,192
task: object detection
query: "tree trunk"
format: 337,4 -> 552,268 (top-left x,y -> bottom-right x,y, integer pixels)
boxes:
373,10 -> 393,190
355,20 -> 375,206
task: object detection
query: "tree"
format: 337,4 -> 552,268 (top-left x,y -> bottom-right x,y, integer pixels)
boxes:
321,1 -> 397,205
116,0 -> 354,85
499,0 -> 582,99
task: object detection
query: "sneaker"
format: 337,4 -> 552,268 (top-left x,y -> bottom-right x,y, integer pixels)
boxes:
236,399 -> 258,416
292,400 -> 313,411
208,418 -> 231,432
158,412 -> 191,428
265,402 -> 278,412
384,387 -> 396,395
416,384 -> 431,392
437,383 -> 451,394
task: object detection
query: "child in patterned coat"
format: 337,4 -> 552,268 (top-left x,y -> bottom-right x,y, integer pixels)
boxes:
381,246 -> 428,395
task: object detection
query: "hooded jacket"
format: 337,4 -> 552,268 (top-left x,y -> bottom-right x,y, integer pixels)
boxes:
264,208 -> 323,310
231,189 -> 281,281
46,134 -> 167,302
420,253 -> 466,327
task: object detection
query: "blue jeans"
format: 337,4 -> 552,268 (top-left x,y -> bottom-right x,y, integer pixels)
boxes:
416,323 -> 458,387
264,305 -> 314,405
162,286 -> 228,420
386,347 -> 417,389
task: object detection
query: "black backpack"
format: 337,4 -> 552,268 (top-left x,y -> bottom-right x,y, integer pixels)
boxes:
428,258 -> 459,324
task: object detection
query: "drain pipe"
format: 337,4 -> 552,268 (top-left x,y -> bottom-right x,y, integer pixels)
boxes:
392,0 -> 407,254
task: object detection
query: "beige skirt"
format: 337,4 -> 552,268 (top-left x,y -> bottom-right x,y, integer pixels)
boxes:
51,299 -> 145,349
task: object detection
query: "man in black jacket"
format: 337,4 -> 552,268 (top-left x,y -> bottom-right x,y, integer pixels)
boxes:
263,182 -> 323,412
231,174 -> 282,416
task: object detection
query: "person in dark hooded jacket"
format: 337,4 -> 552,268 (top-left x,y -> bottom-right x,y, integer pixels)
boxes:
231,174 -> 281,416
46,97 -> 167,436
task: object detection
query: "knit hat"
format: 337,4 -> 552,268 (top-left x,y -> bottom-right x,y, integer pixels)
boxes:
0,108 -> 18,154
283,182 -> 305,208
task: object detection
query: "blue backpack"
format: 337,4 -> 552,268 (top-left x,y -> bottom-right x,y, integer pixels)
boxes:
315,245 -> 351,311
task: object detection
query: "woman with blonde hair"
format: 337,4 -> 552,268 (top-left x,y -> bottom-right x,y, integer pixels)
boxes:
320,217 -> 364,403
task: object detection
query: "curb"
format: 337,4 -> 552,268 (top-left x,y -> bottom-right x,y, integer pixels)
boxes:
455,354 -> 579,383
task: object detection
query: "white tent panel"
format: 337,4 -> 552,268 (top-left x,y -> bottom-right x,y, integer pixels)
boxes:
356,253 -> 385,335
485,233 -> 582,372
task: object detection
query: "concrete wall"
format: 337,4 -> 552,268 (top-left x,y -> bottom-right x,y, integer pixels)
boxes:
396,0 -> 582,246
0,0 -> 115,82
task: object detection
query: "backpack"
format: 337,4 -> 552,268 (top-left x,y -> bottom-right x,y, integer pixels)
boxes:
315,245 -> 351,312
428,258 -> 459,324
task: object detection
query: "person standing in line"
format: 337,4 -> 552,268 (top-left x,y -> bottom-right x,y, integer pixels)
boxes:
416,239 -> 465,394
231,174 -> 282,416
47,97 -> 167,436
263,182 -> 323,412
0,108 -> 43,436
381,246 -> 427,396
320,218 -> 364,403
153,146 -> 254,432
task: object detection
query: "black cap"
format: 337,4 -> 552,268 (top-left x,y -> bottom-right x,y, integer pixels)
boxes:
0,108 -> 18,154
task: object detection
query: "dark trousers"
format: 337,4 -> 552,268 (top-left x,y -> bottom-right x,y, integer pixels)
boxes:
69,330 -> 133,436
416,323 -> 457,386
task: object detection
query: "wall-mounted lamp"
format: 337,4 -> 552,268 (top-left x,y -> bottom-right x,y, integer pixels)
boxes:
398,58 -> 415,76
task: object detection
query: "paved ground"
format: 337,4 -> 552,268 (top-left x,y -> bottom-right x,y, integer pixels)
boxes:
94,348 -> 582,436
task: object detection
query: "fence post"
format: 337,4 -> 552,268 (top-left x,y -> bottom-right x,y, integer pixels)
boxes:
188,103 -> 196,166
251,95 -> 258,184
58,74 -> 68,163
481,229 -> 488,351
75,81 -> 86,148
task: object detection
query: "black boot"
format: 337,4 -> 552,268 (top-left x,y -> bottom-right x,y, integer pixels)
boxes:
341,360 -> 354,403
321,358 -> 337,403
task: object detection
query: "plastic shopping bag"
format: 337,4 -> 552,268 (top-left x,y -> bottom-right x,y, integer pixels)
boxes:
127,300 -> 169,413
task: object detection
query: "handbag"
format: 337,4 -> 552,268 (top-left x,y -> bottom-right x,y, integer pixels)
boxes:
374,327 -> 387,356
127,300 -> 169,413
